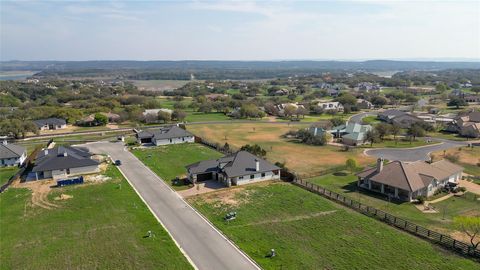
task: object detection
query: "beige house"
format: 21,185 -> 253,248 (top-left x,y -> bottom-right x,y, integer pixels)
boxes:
447,111 -> 480,138
357,159 -> 463,201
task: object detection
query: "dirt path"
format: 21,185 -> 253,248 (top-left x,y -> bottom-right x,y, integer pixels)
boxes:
229,210 -> 337,228
13,180 -> 60,210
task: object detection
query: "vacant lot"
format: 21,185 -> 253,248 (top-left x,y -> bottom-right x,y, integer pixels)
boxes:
0,167 -> 19,186
189,182 -> 478,269
131,143 -> 223,190
0,165 -> 191,269
307,172 -> 480,240
187,123 -> 375,175
432,146 -> 480,176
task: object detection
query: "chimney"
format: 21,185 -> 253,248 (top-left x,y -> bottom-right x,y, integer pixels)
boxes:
376,158 -> 384,173
44,149 -> 49,155
255,159 -> 260,172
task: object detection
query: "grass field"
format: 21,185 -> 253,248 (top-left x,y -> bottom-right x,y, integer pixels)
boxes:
187,123 -> 375,175
188,182 -> 478,269
0,167 -> 19,187
432,147 -> 480,176
131,143 -> 223,190
307,172 -> 480,239
0,165 -> 191,270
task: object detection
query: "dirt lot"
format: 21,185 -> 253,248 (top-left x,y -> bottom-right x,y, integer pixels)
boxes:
188,123 -> 374,175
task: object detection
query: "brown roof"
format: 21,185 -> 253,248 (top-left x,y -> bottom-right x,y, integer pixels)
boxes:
356,160 -> 463,192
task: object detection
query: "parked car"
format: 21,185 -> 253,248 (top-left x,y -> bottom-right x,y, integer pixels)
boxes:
115,160 -> 122,166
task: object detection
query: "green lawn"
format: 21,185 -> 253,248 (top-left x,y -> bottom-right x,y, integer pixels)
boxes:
307,172 -> 480,235
189,183 -> 478,269
0,165 -> 192,270
0,167 -> 19,187
361,115 -> 380,124
185,112 -> 231,122
131,143 -> 223,190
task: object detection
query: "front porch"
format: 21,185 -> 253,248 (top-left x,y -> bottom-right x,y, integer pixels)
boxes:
358,178 -> 411,201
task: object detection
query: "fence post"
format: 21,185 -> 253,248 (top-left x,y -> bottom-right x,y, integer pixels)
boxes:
415,225 -> 418,233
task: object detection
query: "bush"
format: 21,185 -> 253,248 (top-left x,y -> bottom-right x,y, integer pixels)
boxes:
416,196 -> 426,204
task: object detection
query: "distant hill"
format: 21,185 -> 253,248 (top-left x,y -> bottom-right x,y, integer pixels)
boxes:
1,60 -> 480,72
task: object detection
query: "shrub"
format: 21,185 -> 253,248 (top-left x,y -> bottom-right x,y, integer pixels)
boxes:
416,196 -> 426,204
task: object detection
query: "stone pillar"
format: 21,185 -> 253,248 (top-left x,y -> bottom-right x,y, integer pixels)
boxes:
381,184 -> 384,194
395,188 -> 398,198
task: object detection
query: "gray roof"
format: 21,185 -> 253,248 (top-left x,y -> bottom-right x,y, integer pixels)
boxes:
33,118 -> 67,127
0,143 -> 26,159
32,146 -> 99,172
186,151 -> 280,178
136,126 -> 193,140
378,110 -> 405,118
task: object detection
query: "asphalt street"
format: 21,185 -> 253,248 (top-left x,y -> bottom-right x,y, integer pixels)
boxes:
82,142 -> 259,270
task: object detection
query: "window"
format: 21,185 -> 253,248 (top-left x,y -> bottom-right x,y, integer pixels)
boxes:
250,175 -> 255,179
239,176 -> 243,180
274,170 -> 279,175
261,173 -> 266,178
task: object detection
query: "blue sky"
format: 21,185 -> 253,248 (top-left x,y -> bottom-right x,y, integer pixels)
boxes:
1,0 -> 479,61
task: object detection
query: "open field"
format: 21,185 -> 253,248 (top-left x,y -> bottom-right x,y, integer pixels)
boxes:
131,143 -> 223,190
187,123 -> 375,175
132,80 -> 191,91
0,165 -> 191,269
432,146 -> 480,176
188,182 -> 478,269
0,167 -> 19,187
307,172 -> 480,240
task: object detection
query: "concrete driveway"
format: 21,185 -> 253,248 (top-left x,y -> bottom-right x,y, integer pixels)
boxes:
365,139 -> 468,162
81,142 -> 259,270
348,112 -> 378,124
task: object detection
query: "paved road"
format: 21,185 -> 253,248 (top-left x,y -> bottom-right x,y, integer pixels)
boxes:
82,142 -> 259,270
365,139 -> 468,162
348,112 -> 378,124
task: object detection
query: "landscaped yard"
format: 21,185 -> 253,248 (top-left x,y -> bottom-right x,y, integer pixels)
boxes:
187,123 -> 375,176
0,165 -> 192,269
188,182 -> 478,269
131,143 -> 223,190
0,167 -> 19,187
307,172 -> 480,240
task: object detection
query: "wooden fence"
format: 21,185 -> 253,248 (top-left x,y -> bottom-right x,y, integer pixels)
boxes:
293,178 -> 480,259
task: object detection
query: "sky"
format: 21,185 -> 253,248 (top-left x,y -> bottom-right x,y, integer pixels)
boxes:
0,0 -> 479,61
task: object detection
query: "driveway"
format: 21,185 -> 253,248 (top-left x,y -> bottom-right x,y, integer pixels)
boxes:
81,142 -> 259,270
365,139 -> 468,162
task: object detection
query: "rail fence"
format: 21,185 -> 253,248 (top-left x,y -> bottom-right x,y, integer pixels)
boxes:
293,178 -> 480,259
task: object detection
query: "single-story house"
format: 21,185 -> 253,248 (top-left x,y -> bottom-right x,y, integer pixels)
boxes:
186,151 -> 281,187
316,101 -> 344,112
330,122 -> 372,146
357,82 -> 380,92
464,95 -> 480,103
136,126 -> 195,146
357,99 -> 373,110
32,146 -> 100,180
356,158 -> 463,201
446,111 -> 480,138
391,113 -> 425,128
33,118 -> 67,130
77,112 -> 121,126
274,103 -> 305,117
0,141 -> 27,167
377,109 -> 406,122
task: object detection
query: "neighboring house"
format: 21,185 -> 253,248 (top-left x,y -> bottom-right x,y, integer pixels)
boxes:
77,112 -> 121,126
357,158 -> 463,202
326,88 -> 340,97
416,114 -> 454,126
357,82 -> 380,92
274,103 -> 305,117
464,95 -> 480,103
316,101 -> 344,112
136,126 -> 194,146
0,141 -> 27,167
330,122 -> 372,146
377,109 -> 406,122
186,151 -> 281,187
391,113 -> 425,128
205,94 -> 228,101
34,118 -> 67,131
446,111 -> 480,138
273,88 -> 289,96
357,99 -> 373,110
142,109 -> 173,123
32,146 -> 100,180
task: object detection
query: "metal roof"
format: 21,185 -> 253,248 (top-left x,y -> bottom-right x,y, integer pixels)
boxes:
32,146 -> 99,172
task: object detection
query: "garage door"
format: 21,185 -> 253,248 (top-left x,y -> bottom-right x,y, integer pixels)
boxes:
196,172 -> 212,182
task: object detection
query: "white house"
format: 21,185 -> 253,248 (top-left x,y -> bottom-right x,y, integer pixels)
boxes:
33,118 -> 67,131
0,141 -> 27,167
136,126 -> 195,146
186,151 -> 281,187
316,101 -> 344,112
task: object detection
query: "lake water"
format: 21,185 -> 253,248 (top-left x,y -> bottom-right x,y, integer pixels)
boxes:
0,71 -> 38,81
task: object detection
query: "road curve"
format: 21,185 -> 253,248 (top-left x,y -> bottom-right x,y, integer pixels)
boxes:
365,140 -> 468,162
81,142 -> 259,270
